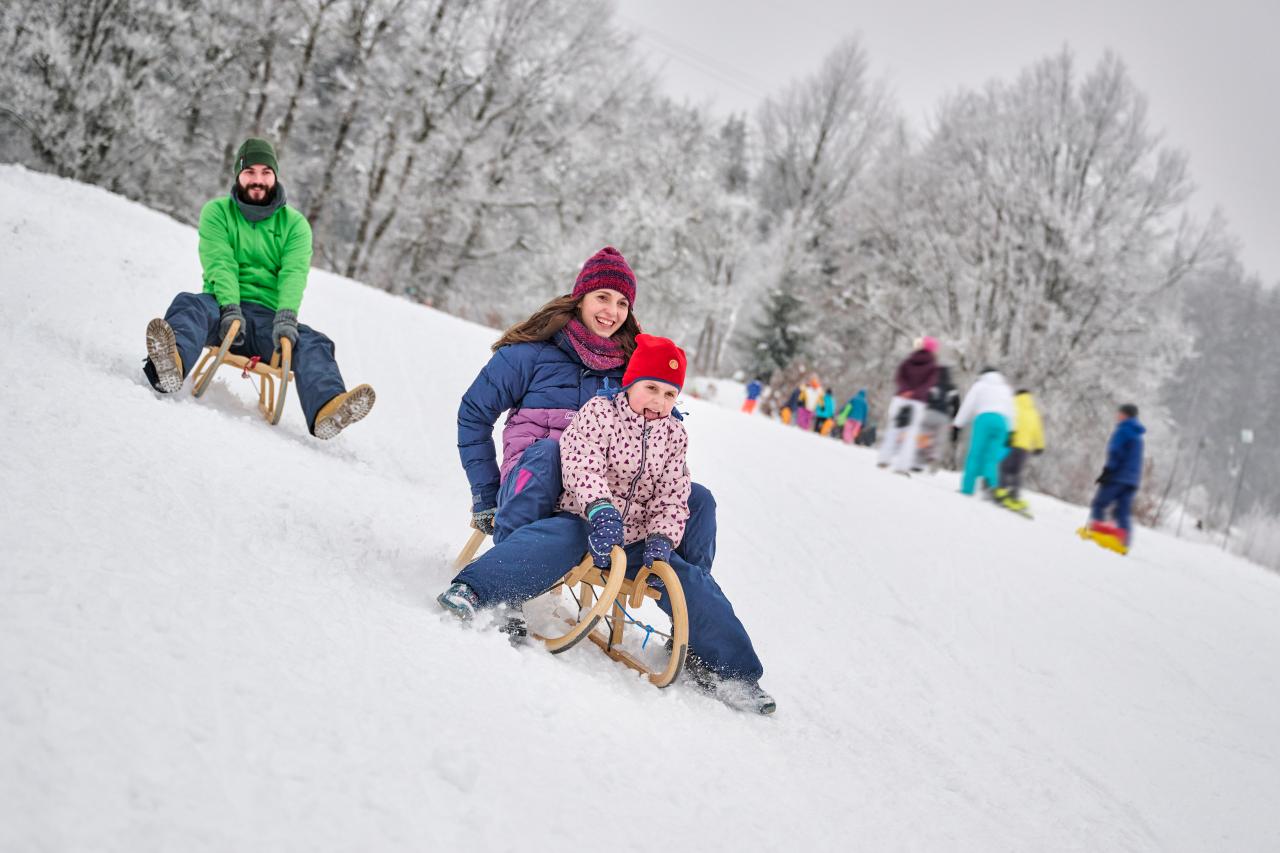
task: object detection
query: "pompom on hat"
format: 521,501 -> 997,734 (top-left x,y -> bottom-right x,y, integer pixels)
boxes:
623,334 -> 687,392
573,246 -> 637,307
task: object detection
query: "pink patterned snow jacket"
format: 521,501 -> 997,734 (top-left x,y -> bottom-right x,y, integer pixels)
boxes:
557,393 -> 692,547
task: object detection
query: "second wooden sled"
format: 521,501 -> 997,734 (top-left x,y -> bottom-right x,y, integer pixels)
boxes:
454,531 -> 689,688
190,319 -> 294,425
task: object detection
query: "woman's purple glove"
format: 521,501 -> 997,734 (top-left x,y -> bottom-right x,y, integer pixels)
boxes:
586,501 -> 624,568
643,534 -> 673,568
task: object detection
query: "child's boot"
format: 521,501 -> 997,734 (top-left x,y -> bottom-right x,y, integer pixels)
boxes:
437,583 -> 480,620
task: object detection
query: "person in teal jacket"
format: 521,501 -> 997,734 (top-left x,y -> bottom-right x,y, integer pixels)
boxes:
836,389 -> 868,444
142,138 -> 375,438
815,387 -> 837,435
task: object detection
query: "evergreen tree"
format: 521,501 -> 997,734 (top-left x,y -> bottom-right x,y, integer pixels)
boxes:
742,284 -> 809,380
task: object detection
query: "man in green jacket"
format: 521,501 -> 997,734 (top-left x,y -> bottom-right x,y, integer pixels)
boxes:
143,138 -> 375,438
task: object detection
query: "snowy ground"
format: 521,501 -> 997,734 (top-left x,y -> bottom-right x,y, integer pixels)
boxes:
2,164 -> 1279,851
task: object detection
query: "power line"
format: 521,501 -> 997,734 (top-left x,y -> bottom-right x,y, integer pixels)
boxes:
616,13 -> 773,102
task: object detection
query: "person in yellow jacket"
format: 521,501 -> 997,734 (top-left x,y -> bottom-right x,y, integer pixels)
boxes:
994,389 -> 1045,512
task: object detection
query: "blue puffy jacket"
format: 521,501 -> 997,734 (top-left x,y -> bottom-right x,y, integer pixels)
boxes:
1105,417 -> 1146,486
458,331 -> 624,511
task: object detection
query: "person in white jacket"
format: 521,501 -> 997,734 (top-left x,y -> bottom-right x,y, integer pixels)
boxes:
953,367 -> 1015,495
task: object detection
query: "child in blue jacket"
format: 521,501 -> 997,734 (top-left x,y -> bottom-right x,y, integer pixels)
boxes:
1087,403 -> 1146,546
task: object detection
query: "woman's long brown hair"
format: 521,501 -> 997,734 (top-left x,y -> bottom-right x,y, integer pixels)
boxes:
492,293 -> 642,357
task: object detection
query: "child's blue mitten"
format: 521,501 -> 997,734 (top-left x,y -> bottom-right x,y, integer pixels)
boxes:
643,534 -> 673,568
586,501 -> 624,568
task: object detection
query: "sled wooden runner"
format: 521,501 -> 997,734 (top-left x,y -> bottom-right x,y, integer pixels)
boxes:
190,320 -> 294,425
454,528 -> 487,569
454,531 -> 689,688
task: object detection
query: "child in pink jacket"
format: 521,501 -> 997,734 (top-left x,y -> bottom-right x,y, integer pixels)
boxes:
439,335 -> 773,714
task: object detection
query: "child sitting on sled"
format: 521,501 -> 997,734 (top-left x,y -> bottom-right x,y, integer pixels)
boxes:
438,334 -> 774,714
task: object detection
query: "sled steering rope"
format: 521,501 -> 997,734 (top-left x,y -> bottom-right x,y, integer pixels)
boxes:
454,529 -> 690,688
189,319 -> 294,425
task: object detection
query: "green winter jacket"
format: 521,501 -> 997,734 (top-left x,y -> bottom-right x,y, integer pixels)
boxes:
197,190 -> 313,313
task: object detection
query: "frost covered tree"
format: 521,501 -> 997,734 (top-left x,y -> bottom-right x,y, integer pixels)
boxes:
1161,262 -> 1280,526
749,37 -> 891,385
741,286 -> 810,381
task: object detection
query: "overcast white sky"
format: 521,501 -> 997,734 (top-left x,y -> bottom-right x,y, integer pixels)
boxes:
615,0 -> 1279,285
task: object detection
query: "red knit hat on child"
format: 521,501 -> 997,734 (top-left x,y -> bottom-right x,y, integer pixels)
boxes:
623,334 -> 687,392
573,246 -> 637,307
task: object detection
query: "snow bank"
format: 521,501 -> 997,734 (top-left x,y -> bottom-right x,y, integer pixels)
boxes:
2,165 -> 1279,851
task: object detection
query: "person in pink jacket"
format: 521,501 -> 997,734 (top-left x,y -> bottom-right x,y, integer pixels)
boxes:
439,335 -> 773,714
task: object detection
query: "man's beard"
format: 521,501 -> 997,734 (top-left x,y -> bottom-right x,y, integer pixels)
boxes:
236,183 -> 276,205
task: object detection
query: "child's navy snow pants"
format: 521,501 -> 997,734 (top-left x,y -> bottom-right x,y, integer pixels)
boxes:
493,438 -> 718,572
156,292 -> 346,433
454,512 -> 763,682
1091,481 -> 1137,539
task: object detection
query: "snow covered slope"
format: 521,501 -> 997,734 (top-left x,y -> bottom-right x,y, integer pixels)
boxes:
2,164 -> 1279,851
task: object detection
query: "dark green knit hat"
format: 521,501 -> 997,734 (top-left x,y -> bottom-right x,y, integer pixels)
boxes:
234,137 -> 278,174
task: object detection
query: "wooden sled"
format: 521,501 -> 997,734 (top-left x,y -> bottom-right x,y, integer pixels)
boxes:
190,319 -> 293,425
453,530 -> 689,688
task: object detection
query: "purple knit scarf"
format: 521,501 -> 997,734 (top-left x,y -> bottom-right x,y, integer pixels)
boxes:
563,318 -> 626,371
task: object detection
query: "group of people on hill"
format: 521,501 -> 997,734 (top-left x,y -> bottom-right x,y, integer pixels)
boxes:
875,337 -> 1146,547
135,137 -> 772,715
135,133 -> 1141,716
752,378 -> 871,445
744,336 -> 1146,548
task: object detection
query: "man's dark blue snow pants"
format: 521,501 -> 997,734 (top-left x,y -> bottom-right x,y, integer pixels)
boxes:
454,512 -> 762,681
153,292 -> 346,433
493,438 -> 718,571
1091,481 -> 1137,537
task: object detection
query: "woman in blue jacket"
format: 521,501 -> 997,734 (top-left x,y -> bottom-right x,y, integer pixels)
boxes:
457,246 -> 718,569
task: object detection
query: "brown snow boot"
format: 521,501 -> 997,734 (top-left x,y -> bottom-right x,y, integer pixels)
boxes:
144,318 -> 184,393
313,384 -> 376,439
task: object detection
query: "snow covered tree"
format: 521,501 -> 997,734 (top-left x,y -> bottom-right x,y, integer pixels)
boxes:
740,285 -> 810,380
1161,262 -> 1280,525
740,37 -> 892,389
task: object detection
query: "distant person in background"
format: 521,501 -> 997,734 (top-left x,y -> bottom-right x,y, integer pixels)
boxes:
838,389 -> 868,445
994,389 -> 1045,513
1085,403 -> 1146,549
141,137 -> 376,438
781,384 -> 802,425
816,387 -> 837,436
742,378 -> 763,414
795,378 -> 819,432
857,420 -> 878,447
878,337 -> 939,474
917,363 -> 960,472
952,367 -> 1015,496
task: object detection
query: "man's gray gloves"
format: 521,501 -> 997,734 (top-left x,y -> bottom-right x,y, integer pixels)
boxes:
219,304 -> 245,346
273,309 -> 299,348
